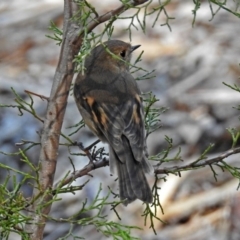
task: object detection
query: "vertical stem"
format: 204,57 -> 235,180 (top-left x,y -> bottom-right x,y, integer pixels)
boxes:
24,1 -> 81,239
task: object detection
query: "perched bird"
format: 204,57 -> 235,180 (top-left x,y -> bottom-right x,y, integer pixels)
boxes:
74,40 -> 153,205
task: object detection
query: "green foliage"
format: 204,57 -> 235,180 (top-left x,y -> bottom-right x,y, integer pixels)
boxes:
192,0 -> 240,26
0,88 -> 43,123
1,1 -> 240,239
192,0 -> 201,26
46,21 -> 63,45
227,128 -> 240,148
216,160 -> 240,189
209,0 -> 240,18
142,177 -> 165,235
67,120 -> 85,137
0,151 -> 35,239
143,92 -> 165,138
49,185 -> 141,239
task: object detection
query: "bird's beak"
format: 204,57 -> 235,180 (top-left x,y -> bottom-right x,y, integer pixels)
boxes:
131,45 -> 141,52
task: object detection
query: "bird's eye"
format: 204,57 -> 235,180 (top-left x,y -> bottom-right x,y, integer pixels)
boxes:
120,50 -> 126,58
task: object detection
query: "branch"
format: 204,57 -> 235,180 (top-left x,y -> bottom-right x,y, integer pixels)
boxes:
24,1 -> 82,239
54,158 -> 109,190
54,146 -> 240,192
154,147 -> 240,175
24,90 -> 49,101
82,0 -> 148,34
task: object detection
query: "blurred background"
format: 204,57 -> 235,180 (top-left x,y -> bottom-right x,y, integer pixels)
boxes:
1,0 -> 240,239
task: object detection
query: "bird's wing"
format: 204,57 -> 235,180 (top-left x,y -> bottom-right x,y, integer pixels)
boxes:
90,98 -> 145,160
120,94 -> 146,162
76,71 -> 145,163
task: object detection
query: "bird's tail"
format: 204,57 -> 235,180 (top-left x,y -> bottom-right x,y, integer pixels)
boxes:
109,137 -> 153,205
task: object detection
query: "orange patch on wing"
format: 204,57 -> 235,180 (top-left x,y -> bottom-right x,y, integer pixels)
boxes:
99,107 -> 108,128
132,104 -> 140,124
91,110 -> 98,123
86,96 -> 95,107
135,94 -> 141,104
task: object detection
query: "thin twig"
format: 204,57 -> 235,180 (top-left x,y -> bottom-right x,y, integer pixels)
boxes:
155,147 -> 240,174
54,158 -> 109,189
54,147 -> 240,190
85,139 -> 100,151
24,90 -> 49,101
76,142 -> 94,162
81,0 -> 148,35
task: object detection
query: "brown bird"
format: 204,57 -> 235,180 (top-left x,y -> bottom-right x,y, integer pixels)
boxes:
74,40 -> 153,205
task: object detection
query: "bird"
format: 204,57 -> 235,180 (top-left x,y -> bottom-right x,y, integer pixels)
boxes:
74,40 -> 153,205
